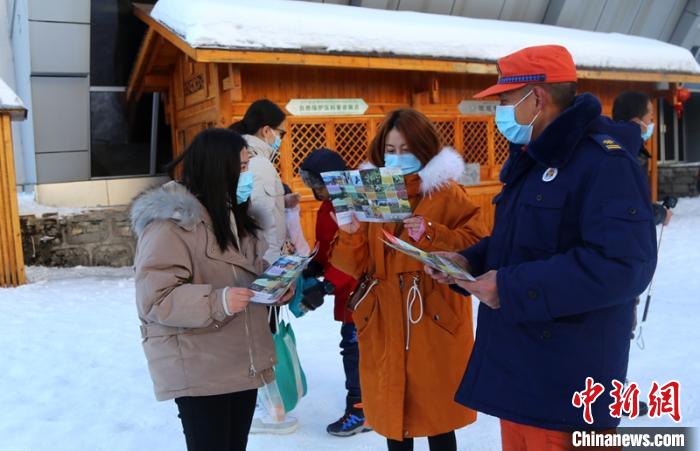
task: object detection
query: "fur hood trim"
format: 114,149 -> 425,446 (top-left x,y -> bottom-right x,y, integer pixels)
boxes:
130,181 -> 203,238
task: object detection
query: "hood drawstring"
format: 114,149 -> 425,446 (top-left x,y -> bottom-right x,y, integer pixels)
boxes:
405,274 -> 424,351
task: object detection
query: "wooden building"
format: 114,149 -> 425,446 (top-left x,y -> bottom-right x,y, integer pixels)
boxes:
127,2 -> 700,243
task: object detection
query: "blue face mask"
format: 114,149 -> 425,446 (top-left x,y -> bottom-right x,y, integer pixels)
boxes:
236,171 -> 254,204
270,134 -> 282,152
641,122 -> 654,142
384,153 -> 422,175
495,90 -> 541,145
268,133 -> 282,162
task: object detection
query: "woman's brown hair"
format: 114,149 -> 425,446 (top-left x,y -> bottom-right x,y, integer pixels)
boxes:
368,109 -> 441,167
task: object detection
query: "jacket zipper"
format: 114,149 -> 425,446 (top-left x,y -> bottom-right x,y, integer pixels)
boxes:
243,306 -> 257,377
234,264 -> 257,378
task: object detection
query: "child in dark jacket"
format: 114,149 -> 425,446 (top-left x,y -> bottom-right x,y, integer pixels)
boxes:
299,148 -> 370,437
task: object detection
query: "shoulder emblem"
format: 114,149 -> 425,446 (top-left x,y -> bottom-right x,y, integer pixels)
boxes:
590,134 -> 627,153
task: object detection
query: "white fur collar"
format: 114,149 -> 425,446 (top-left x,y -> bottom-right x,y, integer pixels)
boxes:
358,147 -> 464,194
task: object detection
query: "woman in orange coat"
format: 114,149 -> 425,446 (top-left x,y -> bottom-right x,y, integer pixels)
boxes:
331,109 -> 487,451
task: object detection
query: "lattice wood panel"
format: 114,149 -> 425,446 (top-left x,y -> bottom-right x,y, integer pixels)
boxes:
290,123 -> 327,174
462,120 -> 489,165
334,122 -> 369,170
434,121 -> 456,148
283,115 -> 505,188
494,130 -> 510,165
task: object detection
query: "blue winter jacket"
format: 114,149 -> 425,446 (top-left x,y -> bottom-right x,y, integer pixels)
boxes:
455,93 -> 657,431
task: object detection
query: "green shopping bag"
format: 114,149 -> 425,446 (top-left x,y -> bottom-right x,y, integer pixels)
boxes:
272,316 -> 308,413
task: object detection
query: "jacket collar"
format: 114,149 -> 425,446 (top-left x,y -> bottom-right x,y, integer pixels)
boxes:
526,93 -> 602,169
359,147 -> 465,195
244,134 -> 274,160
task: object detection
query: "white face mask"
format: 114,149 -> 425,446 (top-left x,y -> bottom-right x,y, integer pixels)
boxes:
495,90 -> 541,145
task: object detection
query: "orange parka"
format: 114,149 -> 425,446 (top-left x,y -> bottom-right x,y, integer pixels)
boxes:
331,148 -> 487,440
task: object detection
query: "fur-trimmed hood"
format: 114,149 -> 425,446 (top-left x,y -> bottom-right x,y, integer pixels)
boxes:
130,181 -> 204,238
359,147 -> 465,194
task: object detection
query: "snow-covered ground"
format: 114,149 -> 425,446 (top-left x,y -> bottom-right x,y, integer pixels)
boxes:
1,198 -> 699,451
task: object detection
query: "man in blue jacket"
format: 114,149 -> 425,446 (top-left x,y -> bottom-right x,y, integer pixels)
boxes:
425,45 -> 657,449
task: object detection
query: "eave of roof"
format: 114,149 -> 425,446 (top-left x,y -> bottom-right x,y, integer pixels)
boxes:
129,1 -> 700,101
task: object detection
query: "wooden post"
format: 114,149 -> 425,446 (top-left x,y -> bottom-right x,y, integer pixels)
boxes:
650,97 -> 660,202
486,119 -> 497,180
0,113 -> 26,287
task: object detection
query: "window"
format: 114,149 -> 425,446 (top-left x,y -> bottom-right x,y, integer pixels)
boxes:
89,0 -> 171,178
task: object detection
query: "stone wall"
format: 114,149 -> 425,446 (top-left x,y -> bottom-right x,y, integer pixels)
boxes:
658,163 -> 700,199
20,208 -> 136,267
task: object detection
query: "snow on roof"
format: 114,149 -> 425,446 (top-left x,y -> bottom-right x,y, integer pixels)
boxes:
150,0 -> 700,75
0,77 -> 27,120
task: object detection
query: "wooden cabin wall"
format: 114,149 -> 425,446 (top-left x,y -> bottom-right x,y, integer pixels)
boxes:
164,54 -> 661,245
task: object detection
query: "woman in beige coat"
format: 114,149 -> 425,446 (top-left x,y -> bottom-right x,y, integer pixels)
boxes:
131,128 -> 293,451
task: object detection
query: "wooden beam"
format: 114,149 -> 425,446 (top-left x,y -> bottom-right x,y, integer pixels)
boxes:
576,68 -> 700,84
194,49 -> 700,84
195,48 -> 497,75
143,74 -> 170,90
134,3 -> 197,60
126,27 -> 156,103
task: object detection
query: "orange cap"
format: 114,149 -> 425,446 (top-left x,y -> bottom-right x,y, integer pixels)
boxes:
473,45 -> 577,99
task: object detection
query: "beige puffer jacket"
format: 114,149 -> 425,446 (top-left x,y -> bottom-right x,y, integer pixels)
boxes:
130,181 -> 275,401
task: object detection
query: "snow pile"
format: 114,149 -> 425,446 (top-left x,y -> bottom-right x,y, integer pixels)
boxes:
1,198 -> 699,450
18,192 -> 90,218
0,76 -> 26,118
150,0 -> 700,75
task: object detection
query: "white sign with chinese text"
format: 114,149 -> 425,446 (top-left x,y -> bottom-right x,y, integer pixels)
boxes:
458,100 -> 498,115
286,99 -> 368,116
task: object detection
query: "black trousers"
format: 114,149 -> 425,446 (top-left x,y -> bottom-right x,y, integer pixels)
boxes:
175,389 -> 258,451
340,322 -> 361,405
387,431 -> 457,451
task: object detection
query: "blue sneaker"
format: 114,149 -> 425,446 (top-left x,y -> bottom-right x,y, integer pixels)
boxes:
326,403 -> 372,437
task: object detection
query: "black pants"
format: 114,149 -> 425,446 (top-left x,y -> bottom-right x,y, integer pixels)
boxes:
175,389 -> 258,451
340,322 -> 361,407
387,431 -> 457,451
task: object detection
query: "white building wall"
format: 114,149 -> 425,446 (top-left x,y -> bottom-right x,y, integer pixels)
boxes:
0,0 -> 30,189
